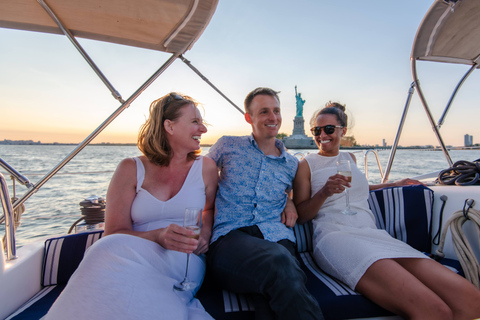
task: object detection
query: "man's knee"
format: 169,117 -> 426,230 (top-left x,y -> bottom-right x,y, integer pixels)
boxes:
262,245 -> 305,283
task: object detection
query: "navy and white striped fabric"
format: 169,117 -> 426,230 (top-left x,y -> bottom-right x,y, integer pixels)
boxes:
5,286 -> 65,320
297,248 -> 394,319
42,231 -> 103,286
221,291 -> 255,313
367,185 -> 433,252
293,222 -> 314,253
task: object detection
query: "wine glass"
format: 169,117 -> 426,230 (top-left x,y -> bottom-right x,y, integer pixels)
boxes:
337,160 -> 356,215
173,207 -> 203,291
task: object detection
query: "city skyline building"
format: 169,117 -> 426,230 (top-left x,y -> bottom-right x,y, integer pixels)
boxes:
464,134 -> 473,146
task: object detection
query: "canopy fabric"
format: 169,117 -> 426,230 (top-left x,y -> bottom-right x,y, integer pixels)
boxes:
412,0 -> 480,66
0,0 -> 219,54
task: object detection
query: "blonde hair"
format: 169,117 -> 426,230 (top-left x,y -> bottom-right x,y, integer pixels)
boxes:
137,92 -> 201,166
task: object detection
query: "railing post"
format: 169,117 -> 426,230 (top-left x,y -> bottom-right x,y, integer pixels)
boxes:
383,82 -> 416,183
364,149 -> 384,181
0,173 -> 17,260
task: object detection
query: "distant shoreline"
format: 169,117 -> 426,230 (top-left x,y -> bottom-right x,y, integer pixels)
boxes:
0,141 -> 214,147
1,140 -> 478,150
0,142 -> 136,146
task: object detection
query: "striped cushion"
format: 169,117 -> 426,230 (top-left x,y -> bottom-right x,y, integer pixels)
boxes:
368,185 -> 433,252
5,286 -> 65,320
298,251 -> 394,319
42,231 -> 103,286
293,222 -> 313,253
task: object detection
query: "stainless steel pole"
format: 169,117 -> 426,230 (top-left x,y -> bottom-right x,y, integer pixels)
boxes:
1,173 -> 17,260
13,53 -> 181,211
411,58 -> 453,167
382,82 -> 416,183
37,0 -> 125,103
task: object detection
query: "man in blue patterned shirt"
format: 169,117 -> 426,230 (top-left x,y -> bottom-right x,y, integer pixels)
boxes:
206,87 -> 323,319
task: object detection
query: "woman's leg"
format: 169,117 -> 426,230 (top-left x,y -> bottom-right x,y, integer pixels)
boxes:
355,259 -> 452,320
395,258 -> 480,320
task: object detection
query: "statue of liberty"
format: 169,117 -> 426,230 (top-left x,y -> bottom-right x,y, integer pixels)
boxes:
295,85 -> 305,117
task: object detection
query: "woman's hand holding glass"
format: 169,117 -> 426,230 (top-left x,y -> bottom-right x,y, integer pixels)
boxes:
322,174 -> 350,198
174,207 -> 203,291
157,223 -> 199,254
337,160 -> 356,215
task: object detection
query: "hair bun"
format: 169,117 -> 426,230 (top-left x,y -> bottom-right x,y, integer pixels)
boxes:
324,101 -> 346,112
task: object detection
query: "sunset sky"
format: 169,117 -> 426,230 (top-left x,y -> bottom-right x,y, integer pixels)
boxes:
1,0 -> 479,147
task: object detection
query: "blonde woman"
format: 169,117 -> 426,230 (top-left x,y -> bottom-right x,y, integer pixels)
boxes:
46,93 -> 218,320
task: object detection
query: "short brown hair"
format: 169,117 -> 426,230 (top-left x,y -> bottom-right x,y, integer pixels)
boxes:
244,87 -> 280,113
137,92 -> 201,166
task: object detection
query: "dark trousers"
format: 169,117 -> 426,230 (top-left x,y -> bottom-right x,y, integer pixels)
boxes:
207,226 -> 324,320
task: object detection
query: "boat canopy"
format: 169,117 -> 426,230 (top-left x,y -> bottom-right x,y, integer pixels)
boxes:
383,0 -> 480,182
0,0 -> 218,54
412,0 -> 480,66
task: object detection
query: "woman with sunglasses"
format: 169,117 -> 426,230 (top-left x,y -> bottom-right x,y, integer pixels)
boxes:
45,93 -> 217,320
293,102 -> 480,320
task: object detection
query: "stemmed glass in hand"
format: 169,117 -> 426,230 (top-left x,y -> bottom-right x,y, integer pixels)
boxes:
336,160 -> 357,215
173,207 -> 203,291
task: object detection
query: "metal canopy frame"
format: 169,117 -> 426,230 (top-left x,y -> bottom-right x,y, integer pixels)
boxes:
382,0 -> 480,182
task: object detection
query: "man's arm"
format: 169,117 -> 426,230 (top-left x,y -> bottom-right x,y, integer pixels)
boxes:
281,195 -> 298,227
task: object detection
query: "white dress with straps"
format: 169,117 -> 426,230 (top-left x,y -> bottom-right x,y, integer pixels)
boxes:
45,156 -> 213,320
306,152 -> 427,290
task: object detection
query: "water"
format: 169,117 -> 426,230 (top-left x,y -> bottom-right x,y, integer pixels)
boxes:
1,145 -> 480,247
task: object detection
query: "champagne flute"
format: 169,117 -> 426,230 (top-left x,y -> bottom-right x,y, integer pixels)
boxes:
173,207 -> 203,291
337,160 -> 357,215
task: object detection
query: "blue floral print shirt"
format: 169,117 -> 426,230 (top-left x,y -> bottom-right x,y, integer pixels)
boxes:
206,135 -> 298,243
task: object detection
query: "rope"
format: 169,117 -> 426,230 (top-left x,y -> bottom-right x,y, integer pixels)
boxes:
435,199 -> 480,288
2,197 -> 25,251
437,160 -> 480,186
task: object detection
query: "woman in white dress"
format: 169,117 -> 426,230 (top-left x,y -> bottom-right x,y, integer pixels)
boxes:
293,102 -> 480,320
46,93 -> 218,320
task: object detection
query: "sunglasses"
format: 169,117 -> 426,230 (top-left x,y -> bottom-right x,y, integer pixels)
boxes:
310,125 -> 343,136
164,93 -> 185,109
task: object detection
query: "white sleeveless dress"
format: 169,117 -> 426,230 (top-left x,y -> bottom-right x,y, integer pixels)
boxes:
305,152 -> 427,290
45,156 -> 213,320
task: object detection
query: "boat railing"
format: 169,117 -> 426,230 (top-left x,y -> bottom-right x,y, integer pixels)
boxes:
0,159 -> 33,189
0,158 -> 32,261
292,152 -> 306,160
290,149 -> 385,182
0,173 -> 16,260
363,149 -> 384,181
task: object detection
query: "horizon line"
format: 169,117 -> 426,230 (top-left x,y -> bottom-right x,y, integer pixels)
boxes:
1,140 -> 478,150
